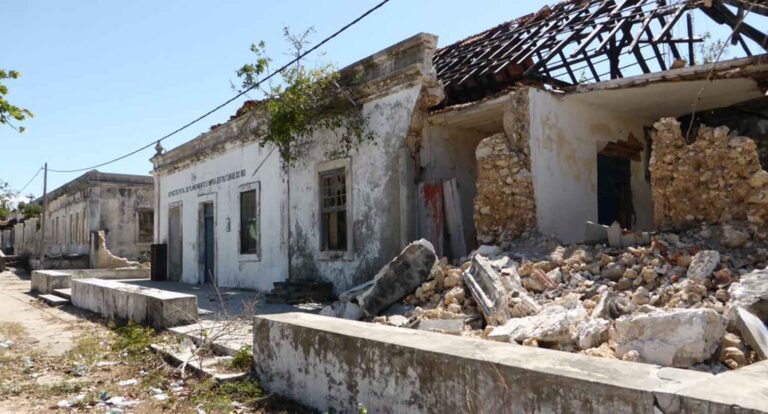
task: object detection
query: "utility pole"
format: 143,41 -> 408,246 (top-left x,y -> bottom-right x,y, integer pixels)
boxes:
39,163 -> 48,264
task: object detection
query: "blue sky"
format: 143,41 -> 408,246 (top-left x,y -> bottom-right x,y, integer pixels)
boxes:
0,0 -> 748,196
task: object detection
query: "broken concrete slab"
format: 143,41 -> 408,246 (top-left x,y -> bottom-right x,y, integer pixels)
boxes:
577,318 -> 610,350
416,319 -> 464,335
615,308 -> 726,368
356,239 -> 437,317
463,255 -> 510,325
489,303 -> 587,345
728,267 -> 768,321
584,221 -> 608,243
732,306 -> 768,361
71,279 -> 198,329
319,301 -> 363,321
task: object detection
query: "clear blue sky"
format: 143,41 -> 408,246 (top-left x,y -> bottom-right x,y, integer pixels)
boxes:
0,0 -> 745,196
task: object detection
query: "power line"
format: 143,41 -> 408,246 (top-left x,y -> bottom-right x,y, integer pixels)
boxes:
49,0 -> 391,174
16,166 -> 43,194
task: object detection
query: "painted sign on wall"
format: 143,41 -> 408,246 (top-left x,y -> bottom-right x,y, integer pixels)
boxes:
167,169 -> 247,198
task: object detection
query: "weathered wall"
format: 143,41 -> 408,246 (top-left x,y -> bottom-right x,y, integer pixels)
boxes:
528,88 -> 654,243
155,132 -> 289,291
474,132 -> 537,245
92,183 -> 153,260
419,124 -> 487,251
253,313 -> 768,414
650,118 -> 768,233
288,84 -> 422,292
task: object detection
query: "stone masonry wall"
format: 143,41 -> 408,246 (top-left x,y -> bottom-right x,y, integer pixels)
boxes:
650,118 -> 768,236
474,133 -> 536,246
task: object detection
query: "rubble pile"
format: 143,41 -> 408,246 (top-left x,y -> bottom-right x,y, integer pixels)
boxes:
473,133 -> 536,246
325,222 -> 768,372
650,118 -> 768,234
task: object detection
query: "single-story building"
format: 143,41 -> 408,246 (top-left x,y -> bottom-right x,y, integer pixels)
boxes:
13,170 -> 154,268
152,0 -> 767,292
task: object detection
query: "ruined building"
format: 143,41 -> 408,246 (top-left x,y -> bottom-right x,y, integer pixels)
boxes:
152,0 -> 767,292
12,170 -> 154,269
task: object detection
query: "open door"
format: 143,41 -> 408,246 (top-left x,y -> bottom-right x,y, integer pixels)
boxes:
201,202 -> 215,284
597,154 -> 634,228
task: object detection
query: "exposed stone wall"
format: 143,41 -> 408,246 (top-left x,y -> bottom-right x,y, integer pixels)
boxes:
650,118 -> 768,236
474,133 -> 536,245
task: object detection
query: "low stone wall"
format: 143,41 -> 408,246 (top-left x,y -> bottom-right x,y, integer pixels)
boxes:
72,279 -> 197,329
650,118 -> 768,234
474,133 -> 536,246
31,268 -> 149,294
253,313 -> 768,414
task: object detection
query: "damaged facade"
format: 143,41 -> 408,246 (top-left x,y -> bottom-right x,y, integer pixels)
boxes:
11,170 -> 154,269
153,0 -> 766,308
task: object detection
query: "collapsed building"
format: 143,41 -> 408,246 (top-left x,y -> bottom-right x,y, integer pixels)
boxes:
152,0 -> 767,290
11,170 -> 154,269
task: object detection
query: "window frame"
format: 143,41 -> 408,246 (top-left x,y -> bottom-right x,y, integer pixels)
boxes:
137,209 -> 154,244
316,158 -> 353,261
238,181 -> 261,262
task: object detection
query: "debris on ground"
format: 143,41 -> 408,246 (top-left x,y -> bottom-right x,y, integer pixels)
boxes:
327,221 -> 768,372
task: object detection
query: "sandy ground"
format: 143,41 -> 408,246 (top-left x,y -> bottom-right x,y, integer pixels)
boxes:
0,269 -> 94,356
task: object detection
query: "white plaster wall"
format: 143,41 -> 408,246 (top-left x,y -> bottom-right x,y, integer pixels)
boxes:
45,191 -> 90,256
288,85 -> 421,292
156,139 -> 288,291
528,88 -> 653,243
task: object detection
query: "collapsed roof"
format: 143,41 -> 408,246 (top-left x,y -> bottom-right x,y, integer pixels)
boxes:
433,0 -> 768,106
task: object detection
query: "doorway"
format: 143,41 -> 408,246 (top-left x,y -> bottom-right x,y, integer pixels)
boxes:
597,154 -> 634,228
201,202 -> 215,284
167,204 -> 183,282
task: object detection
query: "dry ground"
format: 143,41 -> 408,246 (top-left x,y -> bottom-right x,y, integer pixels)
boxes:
0,268 -> 310,414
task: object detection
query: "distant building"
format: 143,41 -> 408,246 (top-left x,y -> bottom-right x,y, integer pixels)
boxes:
13,170 -> 154,268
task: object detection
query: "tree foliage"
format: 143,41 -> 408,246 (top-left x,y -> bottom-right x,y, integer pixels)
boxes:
0,180 -> 17,220
0,69 -> 33,132
236,27 -> 373,166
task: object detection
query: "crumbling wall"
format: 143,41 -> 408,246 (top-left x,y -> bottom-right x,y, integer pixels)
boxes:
474,133 -> 536,245
650,118 -> 768,235
93,230 -> 139,269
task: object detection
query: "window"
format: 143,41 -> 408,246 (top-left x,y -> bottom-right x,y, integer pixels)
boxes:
138,210 -> 154,243
320,168 -> 347,252
239,186 -> 260,255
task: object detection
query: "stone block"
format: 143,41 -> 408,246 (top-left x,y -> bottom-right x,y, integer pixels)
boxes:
416,319 -> 464,335
31,270 -> 73,294
733,306 -> 768,361
71,279 -> 198,329
356,239 -> 437,317
463,254 -> 510,325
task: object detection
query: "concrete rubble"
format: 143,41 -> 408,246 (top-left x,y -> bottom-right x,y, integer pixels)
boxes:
321,219 -> 768,372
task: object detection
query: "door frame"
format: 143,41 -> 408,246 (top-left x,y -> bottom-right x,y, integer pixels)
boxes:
197,193 -> 217,285
167,201 -> 183,282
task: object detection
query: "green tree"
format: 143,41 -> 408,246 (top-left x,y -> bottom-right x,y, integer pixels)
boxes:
0,68 -> 33,132
236,27 -> 373,166
0,180 -> 17,220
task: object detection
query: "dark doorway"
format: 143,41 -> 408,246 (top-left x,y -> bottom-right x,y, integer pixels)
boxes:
597,154 -> 634,228
167,205 -> 183,282
202,202 -> 215,284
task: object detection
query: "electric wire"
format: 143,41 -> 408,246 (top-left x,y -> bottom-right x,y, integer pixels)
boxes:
15,166 -> 43,194
48,0 -> 391,174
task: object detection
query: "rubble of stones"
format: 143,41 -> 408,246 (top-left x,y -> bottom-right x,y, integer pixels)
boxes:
323,222 -> 768,372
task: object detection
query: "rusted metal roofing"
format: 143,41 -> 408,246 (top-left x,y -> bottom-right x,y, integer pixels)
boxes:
433,0 -> 768,106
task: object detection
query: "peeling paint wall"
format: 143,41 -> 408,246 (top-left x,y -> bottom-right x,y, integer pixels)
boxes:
155,137 -> 288,291
12,179 -> 153,262
528,88 -> 654,243
288,85 -> 422,292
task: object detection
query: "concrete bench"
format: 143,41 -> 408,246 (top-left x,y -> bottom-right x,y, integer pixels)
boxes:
31,268 -> 150,294
71,279 -> 198,329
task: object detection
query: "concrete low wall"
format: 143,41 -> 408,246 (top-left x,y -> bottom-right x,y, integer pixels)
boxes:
31,268 -> 149,294
30,255 -> 89,271
72,279 -> 198,329
253,313 -> 768,414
